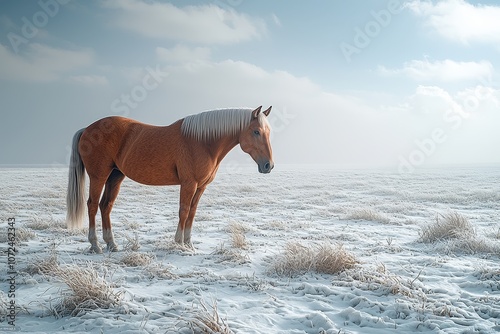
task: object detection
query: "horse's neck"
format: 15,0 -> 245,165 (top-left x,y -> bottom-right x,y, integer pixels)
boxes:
208,135 -> 240,164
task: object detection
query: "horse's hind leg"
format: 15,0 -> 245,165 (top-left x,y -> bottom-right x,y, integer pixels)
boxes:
100,169 -> 125,252
88,176 -> 107,253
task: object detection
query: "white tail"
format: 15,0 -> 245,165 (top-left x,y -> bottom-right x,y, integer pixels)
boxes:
66,128 -> 86,229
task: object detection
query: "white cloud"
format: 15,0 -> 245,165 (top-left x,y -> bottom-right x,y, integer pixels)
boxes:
408,85 -> 467,117
407,0 -> 500,44
455,85 -> 500,114
407,85 -> 500,117
378,59 -> 493,82
139,57 -> 413,167
103,0 -> 266,44
0,43 -> 94,82
404,84 -> 500,119
156,45 -> 211,64
386,83 -> 500,167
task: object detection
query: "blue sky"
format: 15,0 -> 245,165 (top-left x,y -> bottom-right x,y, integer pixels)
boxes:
1,0 -> 499,171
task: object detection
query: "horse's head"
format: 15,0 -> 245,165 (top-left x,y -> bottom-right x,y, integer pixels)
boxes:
240,106 -> 274,174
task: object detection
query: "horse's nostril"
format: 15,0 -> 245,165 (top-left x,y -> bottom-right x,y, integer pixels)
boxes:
264,162 -> 270,171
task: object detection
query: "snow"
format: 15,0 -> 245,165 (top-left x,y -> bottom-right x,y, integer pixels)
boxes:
0,165 -> 499,333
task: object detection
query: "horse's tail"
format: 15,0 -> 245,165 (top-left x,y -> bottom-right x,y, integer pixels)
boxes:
66,128 -> 86,229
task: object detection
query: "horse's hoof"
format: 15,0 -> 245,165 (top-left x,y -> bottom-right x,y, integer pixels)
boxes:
89,245 -> 103,254
173,240 -> 195,253
107,243 -> 119,252
183,242 -> 196,253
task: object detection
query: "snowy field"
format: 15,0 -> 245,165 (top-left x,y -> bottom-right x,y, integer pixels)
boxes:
1,165 -> 499,333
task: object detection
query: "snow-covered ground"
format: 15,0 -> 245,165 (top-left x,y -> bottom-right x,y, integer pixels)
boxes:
1,165 -> 499,333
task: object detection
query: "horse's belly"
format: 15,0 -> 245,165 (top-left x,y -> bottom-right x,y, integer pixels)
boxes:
119,163 -> 180,186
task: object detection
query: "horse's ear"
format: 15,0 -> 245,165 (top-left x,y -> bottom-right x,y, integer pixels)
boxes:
252,106 -> 263,119
263,106 -> 272,116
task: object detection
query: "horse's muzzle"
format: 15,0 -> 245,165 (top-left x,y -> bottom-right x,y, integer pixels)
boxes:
258,160 -> 274,174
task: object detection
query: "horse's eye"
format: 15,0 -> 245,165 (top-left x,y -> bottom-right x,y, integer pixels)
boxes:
253,130 -> 260,136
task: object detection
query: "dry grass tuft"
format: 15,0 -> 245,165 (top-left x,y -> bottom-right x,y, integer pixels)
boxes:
25,217 -> 52,230
26,246 -> 122,317
188,297 -> 233,334
26,249 -> 59,275
122,219 -> 140,230
473,266 -> 500,281
334,263 -> 420,298
26,216 -> 66,231
0,291 -> 8,320
120,252 -> 154,267
0,227 -> 36,244
51,264 -> 123,317
419,212 -> 475,243
419,212 -> 499,255
270,241 -> 358,277
17,227 -> 37,242
122,233 -> 141,251
347,208 -> 391,224
212,243 -> 250,264
271,242 -> 314,276
228,222 -> 248,249
314,243 -> 359,275
492,227 -> 500,240
144,263 -> 177,279
267,220 -> 288,231
439,238 -> 500,255
154,239 -> 195,254
231,232 -> 247,249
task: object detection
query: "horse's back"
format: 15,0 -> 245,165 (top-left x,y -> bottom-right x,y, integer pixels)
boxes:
80,116 -> 137,158
80,116 -> 185,185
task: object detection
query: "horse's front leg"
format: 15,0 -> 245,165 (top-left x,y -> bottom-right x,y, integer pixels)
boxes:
183,186 -> 207,248
175,182 -> 197,249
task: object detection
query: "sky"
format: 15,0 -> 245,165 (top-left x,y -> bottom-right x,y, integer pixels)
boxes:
1,0 -> 499,171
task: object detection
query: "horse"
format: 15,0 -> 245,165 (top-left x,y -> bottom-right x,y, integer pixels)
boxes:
65,106 -> 274,253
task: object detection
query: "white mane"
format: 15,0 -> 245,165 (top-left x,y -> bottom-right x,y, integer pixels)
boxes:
181,108 -> 267,141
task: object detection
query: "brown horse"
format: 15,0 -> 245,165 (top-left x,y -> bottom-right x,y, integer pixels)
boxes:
66,106 -> 273,253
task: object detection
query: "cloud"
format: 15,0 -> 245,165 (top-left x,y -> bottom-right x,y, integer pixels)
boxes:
404,84 -> 500,119
0,43 -> 94,82
130,56 -> 499,167
407,0 -> 500,44
136,57 -> 413,167
408,85 -> 467,116
156,45 -> 211,64
103,0 -> 266,44
455,85 -> 500,113
378,59 -> 493,82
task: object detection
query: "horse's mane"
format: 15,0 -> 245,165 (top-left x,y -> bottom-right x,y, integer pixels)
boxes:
181,108 -> 265,141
